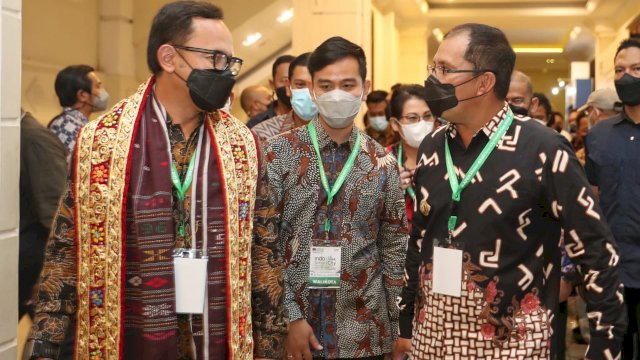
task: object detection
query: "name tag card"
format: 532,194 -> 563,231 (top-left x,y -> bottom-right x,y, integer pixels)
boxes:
309,246 -> 342,289
432,246 -> 463,297
174,254 -> 208,314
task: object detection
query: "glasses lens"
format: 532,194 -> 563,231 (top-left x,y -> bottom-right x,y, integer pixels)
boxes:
405,114 -> 420,123
228,58 -> 243,76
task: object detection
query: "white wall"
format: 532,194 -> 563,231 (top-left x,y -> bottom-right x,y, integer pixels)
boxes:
0,0 -> 21,358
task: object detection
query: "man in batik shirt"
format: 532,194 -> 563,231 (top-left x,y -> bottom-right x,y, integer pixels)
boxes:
25,2 -> 283,359
395,23 -> 625,360
255,36 -> 408,359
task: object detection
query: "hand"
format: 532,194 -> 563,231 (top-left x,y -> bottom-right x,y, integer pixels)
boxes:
399,167 -> 415,191
284,319 -> 322,360
393,337 -> 412,360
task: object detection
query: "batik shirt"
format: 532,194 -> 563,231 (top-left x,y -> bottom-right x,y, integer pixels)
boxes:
251,111 -> 295,143
49,107 -> 89,157
398,103 -> 626,359
255,117 -> 408,358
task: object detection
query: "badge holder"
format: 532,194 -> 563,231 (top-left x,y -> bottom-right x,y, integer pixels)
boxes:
174,248 -> 208,314
308,235 -> 342,290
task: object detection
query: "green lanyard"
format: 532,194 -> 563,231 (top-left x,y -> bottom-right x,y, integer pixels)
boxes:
444,109 -> 514,235
170,153 -> 197,236
308,122 -> 361,233
397,142 -> 417,202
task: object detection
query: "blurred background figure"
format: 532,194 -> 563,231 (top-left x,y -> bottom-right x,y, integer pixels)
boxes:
239,85 -> 272,118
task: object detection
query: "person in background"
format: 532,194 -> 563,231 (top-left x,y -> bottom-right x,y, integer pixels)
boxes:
506,70 -> 539,119
19,110 -> 68,320
252,52 -> 316,143
240,85 -> 272,118
255,36 -> 407,359
395,22 -> 625,360
578,88 -> 622,126
364,89 -> 396,146
48,65 -> 109,157
535,92 -> 573,142
572,110 -> 589,165
387,84 -> 438,230
246,54 -> 295,128
585,37 -> 640,360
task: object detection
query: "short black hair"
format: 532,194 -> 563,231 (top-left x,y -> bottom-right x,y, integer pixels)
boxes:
389,84 -> 426,119
54,65 -> 95,107
615,38 -> 640,58
533,92 -> 553,125
288,52 -> 311,80
272,54 -> 295,80
308,36 -> 367,82
445,23 -> 516,99
147,1 -> 224,74
366,90 -> 388,105
552,111 -> 564,119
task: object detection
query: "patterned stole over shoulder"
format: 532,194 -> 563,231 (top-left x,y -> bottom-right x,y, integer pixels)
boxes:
73,77 -> 258,359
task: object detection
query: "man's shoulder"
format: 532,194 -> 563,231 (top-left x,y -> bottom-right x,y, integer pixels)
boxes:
247,108 -> 276,128
590,114 -> 623,136
252,114 -> 288,134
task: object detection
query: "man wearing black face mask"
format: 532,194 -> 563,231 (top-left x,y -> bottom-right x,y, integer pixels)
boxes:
246,54 -> 295,128
585,37 -> 640,360
506,70 -> 541,120
25,2 -> 284,360
395,23 -> 625,360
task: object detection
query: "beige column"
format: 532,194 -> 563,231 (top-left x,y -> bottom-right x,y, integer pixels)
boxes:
372,7 -> 400,91
397,27 -> 429,86
593,24 -> 619,89
292,0 -> 372,128
0,0 -> 22,358
98,0 -> 138,100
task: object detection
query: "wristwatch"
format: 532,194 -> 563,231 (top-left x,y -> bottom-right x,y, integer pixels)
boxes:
23,339 -> 59,360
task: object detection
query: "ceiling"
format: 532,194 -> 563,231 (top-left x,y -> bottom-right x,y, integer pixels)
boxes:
215,0 -> 640,79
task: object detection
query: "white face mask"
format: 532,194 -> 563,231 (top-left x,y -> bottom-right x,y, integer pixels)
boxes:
369,115 -> 389,131
91,88 -> 110,112
400,120 -> 434,148
313,89 -> 363,129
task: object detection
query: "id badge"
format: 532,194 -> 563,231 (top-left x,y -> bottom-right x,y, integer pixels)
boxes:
173,249 -> 208,314
432,246 -> 463,297
308,245 -> 342,289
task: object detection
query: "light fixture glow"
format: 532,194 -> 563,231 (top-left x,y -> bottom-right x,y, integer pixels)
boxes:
558,80 -> 566,87
242,32 -> 262,47
513,47 -> 564,54
421,1 -> 429,14
551,87 -> 560,96
566,86 -> 577,96
432,28 -> 444,43
277,8 -> 294,23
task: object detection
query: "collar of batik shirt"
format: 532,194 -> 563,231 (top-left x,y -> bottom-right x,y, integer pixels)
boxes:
311,115 -> 365,153
447,101 -> 511,140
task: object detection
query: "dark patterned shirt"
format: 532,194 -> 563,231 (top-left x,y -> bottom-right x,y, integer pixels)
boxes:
398,103 -> 626,359
252,112 -> 295,144
585,112 -> 640,289
255,117 -> 408,358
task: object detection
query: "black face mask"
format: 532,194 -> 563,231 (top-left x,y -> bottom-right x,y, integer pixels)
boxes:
175,51 -> 236,112
275,86 -> 292,108
509,103 -> 529,117
423,74 -> 485,118
615,73 -> 640,106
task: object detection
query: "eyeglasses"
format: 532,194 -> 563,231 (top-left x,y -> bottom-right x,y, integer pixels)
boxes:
427,64 -> 490,77
173,45 -> 243,76
399,113 -> 434,124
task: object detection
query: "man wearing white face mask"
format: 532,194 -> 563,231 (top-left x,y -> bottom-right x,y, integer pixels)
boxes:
388,84 -> 438,231
49,65 -> 109,158
253,52 -> 316,143
255,36 -> 408,359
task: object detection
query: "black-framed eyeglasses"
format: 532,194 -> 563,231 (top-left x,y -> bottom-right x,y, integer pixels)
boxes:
427,64 -> 490,77
173,45 -> 243,76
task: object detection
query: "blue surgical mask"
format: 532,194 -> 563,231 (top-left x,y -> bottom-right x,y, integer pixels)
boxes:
290,88 -> 318,121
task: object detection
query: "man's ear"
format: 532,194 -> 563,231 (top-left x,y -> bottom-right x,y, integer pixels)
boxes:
269,79 -> 275,92
76,88 -> 90,104
478,72 -> 496,96
158,44 -> 177,73
284,78 -> 292,98
363,79 -> 372,101
528,97 -> 540,116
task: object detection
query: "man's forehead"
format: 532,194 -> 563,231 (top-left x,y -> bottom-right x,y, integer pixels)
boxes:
188,18 -> 233,53
615,46 -> 640,64
434,32 -> 470,64
291,66 -> 311,81
314,58 -> 361,81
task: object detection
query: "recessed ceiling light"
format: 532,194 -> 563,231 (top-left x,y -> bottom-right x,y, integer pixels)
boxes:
432,28 -> 444,42
242,32 -> 262,47
546,58 -> 556,64
277,8 -> 294,23
421,2 -> 429,14
551,87 -> 560,95
514,47 -> 563,54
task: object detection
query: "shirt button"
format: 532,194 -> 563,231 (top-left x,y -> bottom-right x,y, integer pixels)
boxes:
631,136 -> 635,141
